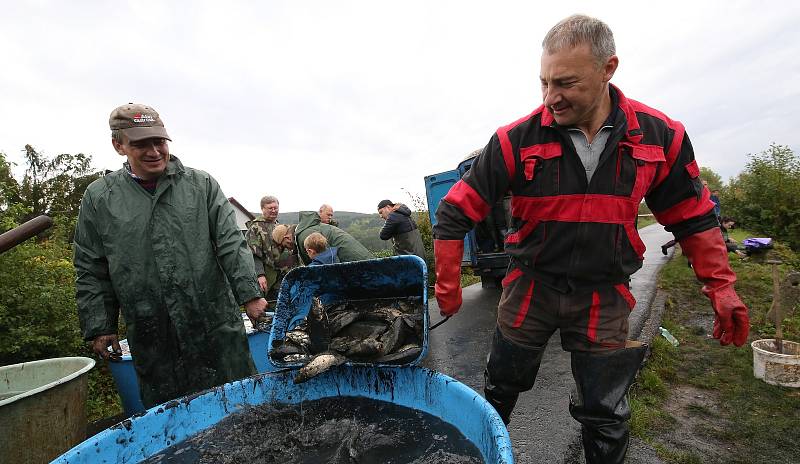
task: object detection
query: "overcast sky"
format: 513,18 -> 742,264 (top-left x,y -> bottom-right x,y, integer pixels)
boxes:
2,1 -> 798,214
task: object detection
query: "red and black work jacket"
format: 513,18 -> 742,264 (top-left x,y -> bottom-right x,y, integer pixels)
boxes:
434,85 -> 718,293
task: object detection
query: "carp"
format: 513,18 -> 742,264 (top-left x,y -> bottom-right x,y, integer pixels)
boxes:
268,296 -> 425,383
294,352 -> 347,384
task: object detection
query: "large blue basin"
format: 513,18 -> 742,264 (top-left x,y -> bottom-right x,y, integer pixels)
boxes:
61,257 -> 513,463
55,366 -> 513,463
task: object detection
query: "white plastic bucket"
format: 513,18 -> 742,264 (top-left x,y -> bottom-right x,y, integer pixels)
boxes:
751,339 -> 800,388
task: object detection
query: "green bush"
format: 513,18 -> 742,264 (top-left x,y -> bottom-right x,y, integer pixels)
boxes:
0,227 -> 83,365
723,144 -> 800,250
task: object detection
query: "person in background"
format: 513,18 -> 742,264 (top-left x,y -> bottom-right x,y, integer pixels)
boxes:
304,232 -> 340,265
246,195 -> 294,302
704,180 -> 721,219
377,199 -> 426,260
75,103 -> 266,408
318,204 -> 339,227
294,211 -> 373,265
720,217 -> 747,258
711,189 -> 722,219
271,224 -> 297,254
431,15 -> 749,463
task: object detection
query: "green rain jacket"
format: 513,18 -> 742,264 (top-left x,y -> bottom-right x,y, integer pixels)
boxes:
74,156 -> 261,407
294,211 -> 374,265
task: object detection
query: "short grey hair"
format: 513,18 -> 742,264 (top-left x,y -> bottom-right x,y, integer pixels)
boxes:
260,195 -> 279,208
542,14 -> 616,66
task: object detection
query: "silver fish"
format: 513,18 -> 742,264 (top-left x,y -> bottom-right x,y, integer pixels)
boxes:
336,320 -> 389,340
378,316 -> 409,355
328,309 -> 362,335
285,330 -> 311,348
361,307 -> 405,322
375,344 -> 422,363
294,352 -> 347,384
344,338 -> 384,358
283,354 -> 312,363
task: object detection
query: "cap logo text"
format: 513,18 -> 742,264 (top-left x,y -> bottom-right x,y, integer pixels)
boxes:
132,113 -> 156,124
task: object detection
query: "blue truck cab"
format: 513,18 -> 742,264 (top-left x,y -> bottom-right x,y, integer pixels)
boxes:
424,151 -> 511,288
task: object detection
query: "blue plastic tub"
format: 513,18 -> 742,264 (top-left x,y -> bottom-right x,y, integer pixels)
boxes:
269,255 -> 429,368
108,313 -> 274,416
55,366 -> 513,463
60,257 -> 513,463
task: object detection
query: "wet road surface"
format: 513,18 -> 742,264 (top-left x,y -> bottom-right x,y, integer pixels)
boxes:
422,223 -> 674,463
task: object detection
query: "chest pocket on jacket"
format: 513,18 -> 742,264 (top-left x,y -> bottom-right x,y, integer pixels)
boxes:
615,143 -> 665,200
519,143 -> 562,196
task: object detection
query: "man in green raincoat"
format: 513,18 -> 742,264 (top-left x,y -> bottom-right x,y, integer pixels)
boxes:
294,211 -> 374,265
74,103 -> 267,408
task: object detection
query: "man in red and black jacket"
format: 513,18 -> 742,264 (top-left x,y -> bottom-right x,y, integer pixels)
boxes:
433,14 -> 749,464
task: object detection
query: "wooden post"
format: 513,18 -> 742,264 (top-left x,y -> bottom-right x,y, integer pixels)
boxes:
766,259 -> 783,354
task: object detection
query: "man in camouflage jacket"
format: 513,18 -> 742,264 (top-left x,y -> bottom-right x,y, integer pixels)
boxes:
246,195 -> 297,301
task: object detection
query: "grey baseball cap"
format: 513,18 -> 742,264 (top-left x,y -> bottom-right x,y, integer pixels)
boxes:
109,103 -> 171,142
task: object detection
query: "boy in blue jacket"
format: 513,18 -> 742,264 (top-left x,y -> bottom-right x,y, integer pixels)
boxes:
304,232 -> 340,266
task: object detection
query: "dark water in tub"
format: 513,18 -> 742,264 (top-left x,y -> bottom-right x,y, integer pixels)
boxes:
142,396 -> 484,463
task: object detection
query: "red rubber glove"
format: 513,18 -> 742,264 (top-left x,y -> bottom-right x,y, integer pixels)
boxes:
679,227 -> 750,346
434,239 -> 464,316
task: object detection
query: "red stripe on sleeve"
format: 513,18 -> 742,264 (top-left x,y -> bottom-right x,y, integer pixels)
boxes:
496,128 -> 516,179
512,280 -> 535,328
652,188 -> 715,226
443,180 -> 491,223
653,121 -> 686,188
586,291 -> 600,343
496,109 -> 544,179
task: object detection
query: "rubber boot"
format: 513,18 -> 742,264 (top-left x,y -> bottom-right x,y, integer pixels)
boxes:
483,328 -> 546,425
569,341 -> 648,464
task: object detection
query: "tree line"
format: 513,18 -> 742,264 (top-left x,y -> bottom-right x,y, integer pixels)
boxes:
1,142 -> 798,367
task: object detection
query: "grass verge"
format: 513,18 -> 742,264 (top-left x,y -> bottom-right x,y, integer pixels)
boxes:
630,230 -> 800,463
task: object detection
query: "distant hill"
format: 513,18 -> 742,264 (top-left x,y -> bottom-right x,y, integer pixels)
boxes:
276,211 -> 391,252
277,211 -> 372,228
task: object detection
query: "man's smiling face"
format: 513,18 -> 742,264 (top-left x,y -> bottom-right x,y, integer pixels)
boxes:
113,136 -> 170,181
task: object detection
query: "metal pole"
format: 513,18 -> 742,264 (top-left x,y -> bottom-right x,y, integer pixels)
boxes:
0,215 -> 54,254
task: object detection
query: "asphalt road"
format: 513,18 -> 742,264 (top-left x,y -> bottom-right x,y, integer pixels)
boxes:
422,223 -> 674,463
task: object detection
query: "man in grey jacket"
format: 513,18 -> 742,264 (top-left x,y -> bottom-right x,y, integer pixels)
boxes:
378,199 -> 426,260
